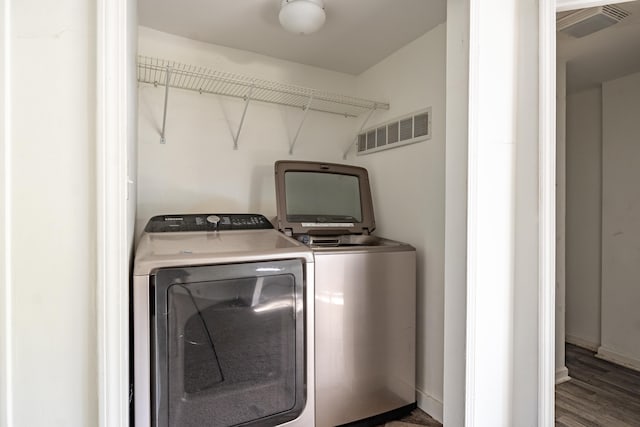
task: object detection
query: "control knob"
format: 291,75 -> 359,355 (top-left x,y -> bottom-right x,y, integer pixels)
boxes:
206,215 -> 220,228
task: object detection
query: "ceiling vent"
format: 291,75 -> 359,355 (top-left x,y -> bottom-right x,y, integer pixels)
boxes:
557,5 -> 629,38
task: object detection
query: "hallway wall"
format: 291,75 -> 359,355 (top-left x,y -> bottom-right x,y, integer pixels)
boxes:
565,87 -> 602,349
565,71 -> 640,371
599,71 -> 640,369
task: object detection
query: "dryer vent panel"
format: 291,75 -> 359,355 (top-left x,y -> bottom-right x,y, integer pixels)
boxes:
357,108 -> 432,155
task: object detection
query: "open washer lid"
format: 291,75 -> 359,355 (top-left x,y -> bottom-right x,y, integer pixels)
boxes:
274,160 -> 376,236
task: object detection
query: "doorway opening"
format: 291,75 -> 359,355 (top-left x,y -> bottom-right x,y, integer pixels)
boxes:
556,1 -> 640,424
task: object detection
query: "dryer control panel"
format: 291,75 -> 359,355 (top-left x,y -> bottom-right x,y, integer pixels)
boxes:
144,213 -> 273,232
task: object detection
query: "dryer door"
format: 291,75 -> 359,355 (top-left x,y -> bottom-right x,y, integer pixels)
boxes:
152,259 -> 305,427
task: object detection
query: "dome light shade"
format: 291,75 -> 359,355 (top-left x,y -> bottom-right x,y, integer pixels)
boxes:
279,0 -> 326,35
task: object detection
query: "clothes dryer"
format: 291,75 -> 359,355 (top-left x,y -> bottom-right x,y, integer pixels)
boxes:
133,213 -> 314,427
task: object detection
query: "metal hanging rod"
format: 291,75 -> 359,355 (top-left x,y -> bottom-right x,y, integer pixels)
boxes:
289,95 -> 314,155
137,55 -> 390,118
233,85 -> 255,150
159,65 -> 171,144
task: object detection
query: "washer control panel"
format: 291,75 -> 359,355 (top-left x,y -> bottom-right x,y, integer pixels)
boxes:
144,213 -> 273,232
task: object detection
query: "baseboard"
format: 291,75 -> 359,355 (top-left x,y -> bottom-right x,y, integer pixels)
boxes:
555,366 -> 571,384
596,346 -> 640,373
416,388 -> 443,424
566,334 -> 599,352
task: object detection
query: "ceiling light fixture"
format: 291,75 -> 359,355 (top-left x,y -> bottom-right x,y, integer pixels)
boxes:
279,0 -> 326,35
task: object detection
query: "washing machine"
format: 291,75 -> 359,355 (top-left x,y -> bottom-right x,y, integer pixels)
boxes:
274,161 -> 417,427
132,213 -> 314,427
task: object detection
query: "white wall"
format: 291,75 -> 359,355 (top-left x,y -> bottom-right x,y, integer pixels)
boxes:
565,87 -> 603,349
137,27 -> 357,233
3,1 -> 98,425
564,71 -> 640,370
353,24 -> 446,421
599,71 -> 640,369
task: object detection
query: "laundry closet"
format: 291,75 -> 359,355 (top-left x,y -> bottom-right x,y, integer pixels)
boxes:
132,1 -> 447,425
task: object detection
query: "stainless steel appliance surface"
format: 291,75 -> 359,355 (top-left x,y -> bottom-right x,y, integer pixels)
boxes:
274,161 -> 417,427
133,213 -> 315,427
312,242 -> 416,427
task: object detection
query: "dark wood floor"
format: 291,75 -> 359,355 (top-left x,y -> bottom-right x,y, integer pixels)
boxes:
556,343 -> 640,426
375,343 -> 640,426
389,408 -> 442,426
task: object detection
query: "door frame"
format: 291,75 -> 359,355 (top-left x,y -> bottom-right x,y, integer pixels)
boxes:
540,0 -> 557,424
96,0 -> 132,425
551,0 -> 634,421
544,0 -> 635,424
0,1 -> 11,426
94,0 -> 633,425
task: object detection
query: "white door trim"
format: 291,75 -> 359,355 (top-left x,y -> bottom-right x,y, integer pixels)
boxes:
540,0 -> 557,425
96,0 -> 130,425
0,1 -> 12,426
464,1 -> 557,424
442,1 -> 470,425
465,2 -> 520,424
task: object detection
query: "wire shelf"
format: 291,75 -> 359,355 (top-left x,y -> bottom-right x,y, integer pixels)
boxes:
137,55 -> 389,117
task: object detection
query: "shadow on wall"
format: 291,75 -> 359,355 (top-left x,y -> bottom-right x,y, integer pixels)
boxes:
249,163 -> 277,216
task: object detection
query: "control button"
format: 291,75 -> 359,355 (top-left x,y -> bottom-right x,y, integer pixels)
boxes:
206,215 -> 220,225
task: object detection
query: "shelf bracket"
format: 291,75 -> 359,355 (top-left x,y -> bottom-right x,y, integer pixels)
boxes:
342,106 -> 377,159
160,65 -> 171,144
233,85 -> 255,150
289,95 -> 314,155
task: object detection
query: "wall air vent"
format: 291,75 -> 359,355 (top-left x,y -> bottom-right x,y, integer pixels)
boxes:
357,108 -> 432,155
557,5 -> 629,38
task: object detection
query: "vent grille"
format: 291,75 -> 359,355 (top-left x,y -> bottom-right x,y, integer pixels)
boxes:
376,127 -> 387,147
388,122 -> 399,144
400,118 -> 413,141
358,134 -> 366,152
414,113 -> 429,137
357,108 -> 432,155
602,5 -> 630,21
557,5 -> 629,38
366,130 -> 376,150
